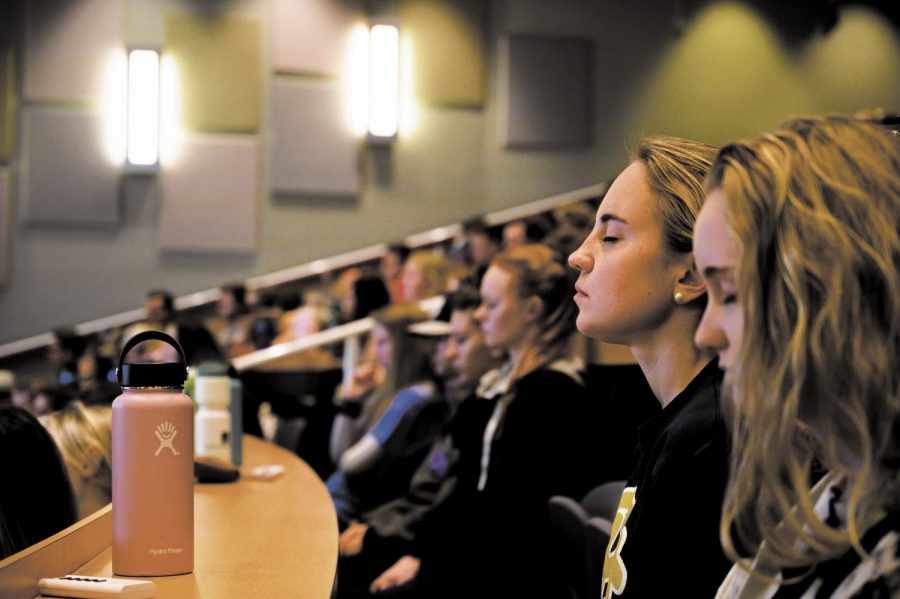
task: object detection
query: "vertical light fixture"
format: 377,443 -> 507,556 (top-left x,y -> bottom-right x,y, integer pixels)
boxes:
127,48 -> 160,168
368,24 -> 400,142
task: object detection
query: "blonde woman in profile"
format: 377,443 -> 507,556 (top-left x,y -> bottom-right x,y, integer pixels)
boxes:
401,250 -> 449,303
42,400 -> 112,520
693,115 -> 900,597
569,137 -> 731,598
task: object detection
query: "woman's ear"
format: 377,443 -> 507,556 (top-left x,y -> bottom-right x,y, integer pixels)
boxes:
673,259 -> 706,305
524,296 -> 544,322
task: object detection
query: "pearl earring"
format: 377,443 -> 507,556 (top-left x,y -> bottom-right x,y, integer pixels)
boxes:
674,292 -> 685,304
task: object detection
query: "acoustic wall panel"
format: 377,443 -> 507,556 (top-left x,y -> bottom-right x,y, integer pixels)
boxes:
401,0 -> 486,107
0,46 -> 14,162
270,79 -> 360,197
24,0 -> 124,103
503,35 -> 593,149
20,107 -> 120,227
160,136 -> 258,253
271,0 -> 364,76
165,12 -> 262,133
0,171 -> 9,287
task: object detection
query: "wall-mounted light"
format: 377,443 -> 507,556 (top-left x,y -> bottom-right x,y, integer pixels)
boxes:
127,48 -> 160,169
368,24 -> 399,142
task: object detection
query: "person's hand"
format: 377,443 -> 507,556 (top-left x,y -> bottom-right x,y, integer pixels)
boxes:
342,362 -> 382,402
338,522 -> 369,556
369,555 -> 421,593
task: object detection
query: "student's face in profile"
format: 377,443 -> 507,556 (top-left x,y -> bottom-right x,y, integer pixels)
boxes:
402,261 -> 426,301
693,188 -> 743,371
474,266 -> 529,352
372,324 -> 393,369
503,222 -> 526,249
145,295 -> 168,324
568,161 -> 684,345
381,251 -> 403,281
444,309 -> 494,390
217,291 -> 237,318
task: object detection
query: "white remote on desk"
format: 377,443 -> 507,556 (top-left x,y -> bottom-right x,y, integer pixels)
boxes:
37,575 -> 155,599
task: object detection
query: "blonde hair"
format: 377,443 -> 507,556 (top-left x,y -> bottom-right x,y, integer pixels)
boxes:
632,136 -> 719,254
404,250 -> 449,300
491,244 -> 578,379
707,115 -> 900,568
362,303 -> 433,428
43,401 -> 112,491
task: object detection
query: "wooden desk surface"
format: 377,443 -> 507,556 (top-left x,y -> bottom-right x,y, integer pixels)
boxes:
53,436 -> 337,597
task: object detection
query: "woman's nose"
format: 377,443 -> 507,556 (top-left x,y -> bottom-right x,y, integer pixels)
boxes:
694,304 -> 727,353
568,248 -> 591,272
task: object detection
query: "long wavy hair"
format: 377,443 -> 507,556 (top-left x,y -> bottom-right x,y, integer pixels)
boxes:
491,244 -> 579,380
707,115 -> 900,569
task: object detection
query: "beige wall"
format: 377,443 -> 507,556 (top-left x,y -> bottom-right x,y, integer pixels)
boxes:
1,0 -> 898,343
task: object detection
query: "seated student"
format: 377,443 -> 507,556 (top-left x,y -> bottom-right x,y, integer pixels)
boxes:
367,244 -> 605,599
568,136 -> 730,598
210,283 -> 255,359
335,286 -> 504,594
47,327 -> 87,388
341,275 -> 391,323
0,406 -> 78,560
381,244 -> 410,304
123,289 -> 222,366
42,400 -> 112,520
693,115 -> 900,597
327,304 -> 447,526
401,251 -> 449,304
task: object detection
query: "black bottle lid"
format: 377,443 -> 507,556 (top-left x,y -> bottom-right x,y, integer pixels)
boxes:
116,330 -> 188,388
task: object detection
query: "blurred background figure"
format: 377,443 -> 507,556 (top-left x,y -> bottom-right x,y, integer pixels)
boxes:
328,303 -> 445,526
210,283 -> 255,359
122,289 -> 221,366
381,244 -> 410,304
42,401 -> 112,520
341,275 -> 391,324
401,251 -> 449,304
47,327 -> 87,388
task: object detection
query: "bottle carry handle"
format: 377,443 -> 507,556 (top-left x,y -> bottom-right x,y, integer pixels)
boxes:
116,330 -> 188,384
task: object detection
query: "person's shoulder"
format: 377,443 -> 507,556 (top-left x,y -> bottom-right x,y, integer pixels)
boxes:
518,361 -> 587,391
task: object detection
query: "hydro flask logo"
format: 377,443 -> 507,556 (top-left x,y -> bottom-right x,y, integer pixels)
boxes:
154,421 -> 180,456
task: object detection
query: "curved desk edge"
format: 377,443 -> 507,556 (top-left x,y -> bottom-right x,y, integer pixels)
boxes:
0,504 -> 112,598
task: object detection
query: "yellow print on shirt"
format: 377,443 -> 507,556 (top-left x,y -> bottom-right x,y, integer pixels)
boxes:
600,486 -> 637,599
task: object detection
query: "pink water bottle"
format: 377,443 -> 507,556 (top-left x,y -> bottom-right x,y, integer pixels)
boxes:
112,331 -> 193,576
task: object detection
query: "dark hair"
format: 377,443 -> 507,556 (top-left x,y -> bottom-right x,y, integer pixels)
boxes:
447,283 -> 481,313
52,328 -> 87,360
386,243 -> 411,263
146,290 -> 175,314
352,276 -> 391,320
221,284 -> 247,312
0,406 -> 78,559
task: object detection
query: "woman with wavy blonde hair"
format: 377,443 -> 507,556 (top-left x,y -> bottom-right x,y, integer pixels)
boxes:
43,400 -> 112,520
694,115 -> 900,597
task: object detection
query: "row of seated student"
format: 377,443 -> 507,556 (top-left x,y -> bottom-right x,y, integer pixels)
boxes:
328,246 -> 659,598
324,115 -> 899,598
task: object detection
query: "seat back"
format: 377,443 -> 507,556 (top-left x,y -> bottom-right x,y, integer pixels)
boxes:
548,495 -> 591,599
584,517 -> 613,599
581,479 -> 627,520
